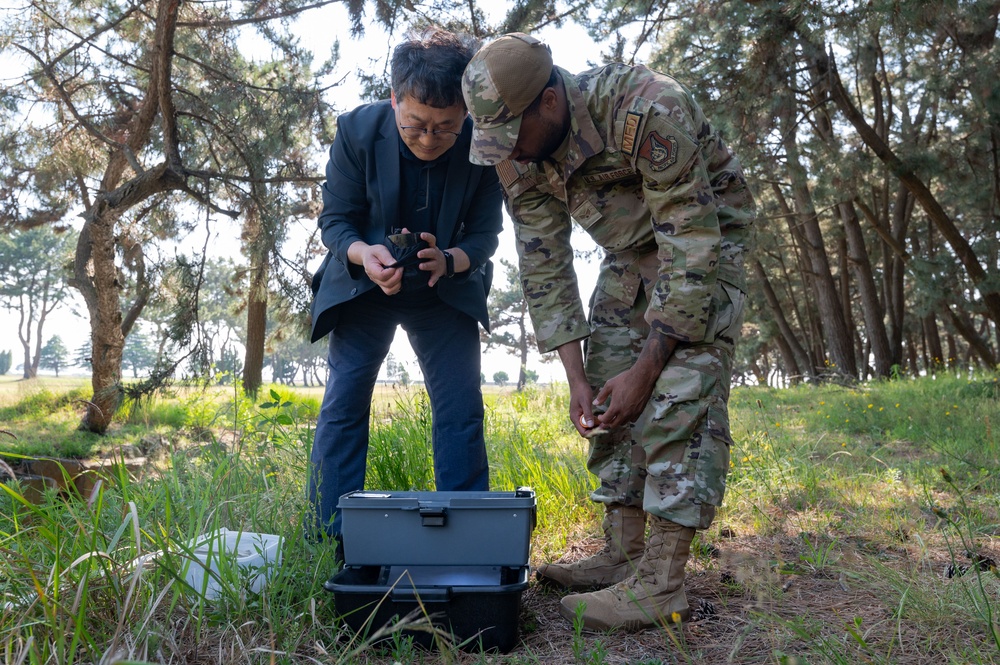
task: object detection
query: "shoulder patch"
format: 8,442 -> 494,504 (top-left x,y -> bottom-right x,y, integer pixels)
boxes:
496,160 -> 519,189
637,132 -> 678,172
622,111 -> 643,156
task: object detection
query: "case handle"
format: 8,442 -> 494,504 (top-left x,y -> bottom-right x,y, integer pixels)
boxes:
391,587 -> 452,603
419,506 -> 447,526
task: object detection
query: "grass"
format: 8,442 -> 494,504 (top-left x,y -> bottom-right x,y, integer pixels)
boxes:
0,373 -> 997,663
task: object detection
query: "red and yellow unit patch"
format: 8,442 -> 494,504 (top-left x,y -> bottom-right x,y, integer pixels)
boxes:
638,132 -> 678,171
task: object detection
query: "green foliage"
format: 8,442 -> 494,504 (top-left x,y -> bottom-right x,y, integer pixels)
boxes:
601,0 -> 1000,381
39,335 -> 69,377
72,341 -> 92,370
0,380 -> 588,662
0,349 -> 10,375
0,396 -> 331,665
482,258 -> 554,390
0,228 -> 76,377
122,329 -> 158,379
124,396 -> 188,428
494,371 -> 509,387
0,387 -> 89,420
2,374 -> 1000,662
367,388 -> 435,490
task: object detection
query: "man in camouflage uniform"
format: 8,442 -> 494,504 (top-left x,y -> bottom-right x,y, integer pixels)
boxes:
462,33 -> 754,631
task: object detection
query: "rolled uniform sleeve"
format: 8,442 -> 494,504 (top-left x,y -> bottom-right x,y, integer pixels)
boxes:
509,184 -> 589,353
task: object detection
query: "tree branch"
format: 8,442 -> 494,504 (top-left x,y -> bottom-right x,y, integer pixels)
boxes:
176,0 -> 344,29
819,44 -> 1000,325
12,43 -> 147,176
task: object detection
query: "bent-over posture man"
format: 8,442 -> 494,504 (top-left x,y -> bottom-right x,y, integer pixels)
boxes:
462,33 -> 754,630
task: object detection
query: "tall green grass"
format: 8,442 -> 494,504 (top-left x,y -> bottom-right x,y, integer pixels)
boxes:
0,382 -> 591,664
0,374 -> 997,663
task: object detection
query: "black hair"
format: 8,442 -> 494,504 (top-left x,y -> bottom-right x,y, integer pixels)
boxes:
390,27 -> 479,109
521,67 -> 560,117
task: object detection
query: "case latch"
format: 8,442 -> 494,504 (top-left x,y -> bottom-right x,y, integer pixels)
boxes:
419,506 -> 447,527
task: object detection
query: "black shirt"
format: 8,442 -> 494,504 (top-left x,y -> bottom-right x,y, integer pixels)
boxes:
397,134 -> 450,237
393,135 -> 451,296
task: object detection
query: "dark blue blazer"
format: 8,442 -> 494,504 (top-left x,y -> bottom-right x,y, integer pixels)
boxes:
310,100 -> 503,343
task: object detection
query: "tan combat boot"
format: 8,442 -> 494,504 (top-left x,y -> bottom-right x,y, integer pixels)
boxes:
535,504 -> 645,591
558,516 -> 695,631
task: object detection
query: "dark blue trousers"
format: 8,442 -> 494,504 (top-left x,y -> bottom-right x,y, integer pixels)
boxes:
307,287 -> 490,539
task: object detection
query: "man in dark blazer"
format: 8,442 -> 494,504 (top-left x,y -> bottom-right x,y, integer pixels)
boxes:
307,28 -> 503,553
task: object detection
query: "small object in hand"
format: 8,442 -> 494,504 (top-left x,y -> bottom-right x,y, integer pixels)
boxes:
385,233 -> 430,269
578,415 -> 610,438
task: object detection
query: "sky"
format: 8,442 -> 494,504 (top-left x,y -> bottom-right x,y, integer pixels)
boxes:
0,5 -> 604,383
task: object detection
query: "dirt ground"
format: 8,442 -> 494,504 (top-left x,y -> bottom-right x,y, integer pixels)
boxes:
431,532 -> 998,665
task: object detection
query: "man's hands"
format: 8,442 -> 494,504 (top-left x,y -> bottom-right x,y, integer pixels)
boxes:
416,231 -> 470,286
594,365 -> 659,429
351,242 -> 402,295
594,332 -> 677,429
556,342 -> 601,437
352,243 -> 401,295
558,332 -> 678,437
415,232 -> 448,287
349,230 -> 468,294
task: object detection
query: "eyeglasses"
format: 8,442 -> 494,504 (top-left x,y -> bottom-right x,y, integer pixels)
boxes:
398,125 -> 461,140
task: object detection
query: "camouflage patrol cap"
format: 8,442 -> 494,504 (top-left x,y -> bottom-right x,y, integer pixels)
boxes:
462,33 -> 553,165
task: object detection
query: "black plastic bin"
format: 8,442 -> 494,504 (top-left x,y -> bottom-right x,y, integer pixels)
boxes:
325,564 -> 529,652
327,488 -> 536,653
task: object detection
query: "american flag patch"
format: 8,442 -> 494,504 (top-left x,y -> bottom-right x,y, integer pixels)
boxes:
497,160 -> 519,189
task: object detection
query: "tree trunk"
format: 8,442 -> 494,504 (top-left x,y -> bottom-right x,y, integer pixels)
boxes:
922,312 -> 944,372
887,185 -> 912,367
946,332 -> 959,370
840,201 -> 893,377
906,331 -> 919,376
779,97 -> 858,378
751,260 -> 811,380
837,234 -> 862,376
64,0 -> 183,434
241,188 -> 272,395
769,182 -> 821,376
83,212 -> 126,432
16,295 -> 36,379
243,288 -> 266,395
516,309 -> 528,391
770,335 -> 801,386
946,306 -> 998,367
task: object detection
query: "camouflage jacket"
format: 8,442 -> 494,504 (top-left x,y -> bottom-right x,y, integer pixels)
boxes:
500,65 -> 755,353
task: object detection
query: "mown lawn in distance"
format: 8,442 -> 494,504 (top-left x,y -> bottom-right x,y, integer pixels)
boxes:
0,373 -> 998,663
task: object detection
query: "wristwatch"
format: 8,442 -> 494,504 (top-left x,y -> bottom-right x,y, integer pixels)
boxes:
442,250 -> 455,278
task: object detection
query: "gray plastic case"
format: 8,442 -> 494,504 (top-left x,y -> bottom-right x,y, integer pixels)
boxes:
337,488 -> 536,567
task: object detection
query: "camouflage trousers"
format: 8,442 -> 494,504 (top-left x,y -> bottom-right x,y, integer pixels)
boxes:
584,274 -> 746,530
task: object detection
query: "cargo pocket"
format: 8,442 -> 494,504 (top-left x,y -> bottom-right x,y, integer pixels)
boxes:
703,280 -> 745,351
641,344 -> 731,528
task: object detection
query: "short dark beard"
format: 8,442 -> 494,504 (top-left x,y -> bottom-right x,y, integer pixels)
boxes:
524,107 -> 570,164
